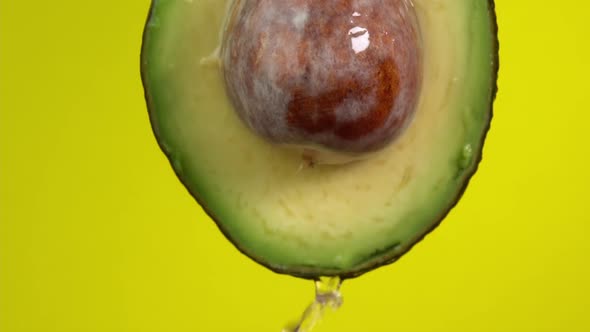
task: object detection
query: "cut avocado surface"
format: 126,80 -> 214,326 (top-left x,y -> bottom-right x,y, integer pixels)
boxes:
141,0 -> 498,279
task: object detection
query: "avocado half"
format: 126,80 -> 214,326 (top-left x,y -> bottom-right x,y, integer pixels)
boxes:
141,0 -> 499,279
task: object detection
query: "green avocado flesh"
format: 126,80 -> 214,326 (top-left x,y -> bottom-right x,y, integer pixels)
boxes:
141,0 -> 498,278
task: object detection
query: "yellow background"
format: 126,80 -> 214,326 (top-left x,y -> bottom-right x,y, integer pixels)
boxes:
1,1 -> 589,331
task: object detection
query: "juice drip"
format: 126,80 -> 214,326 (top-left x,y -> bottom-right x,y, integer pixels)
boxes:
283,277 -> 343,332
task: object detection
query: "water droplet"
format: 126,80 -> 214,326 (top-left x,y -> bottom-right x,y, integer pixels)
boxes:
159,140 -> 172,155
172,157 -> 184,175
459,143 -> 473,170
147,17 -> 160,28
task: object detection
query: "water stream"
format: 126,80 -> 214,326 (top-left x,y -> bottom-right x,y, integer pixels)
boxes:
282,277 -> 343,332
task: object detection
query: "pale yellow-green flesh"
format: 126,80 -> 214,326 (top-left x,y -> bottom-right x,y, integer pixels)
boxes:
142,0 -> 496,275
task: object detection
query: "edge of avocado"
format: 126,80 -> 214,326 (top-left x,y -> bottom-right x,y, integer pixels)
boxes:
140,0 -> 500,280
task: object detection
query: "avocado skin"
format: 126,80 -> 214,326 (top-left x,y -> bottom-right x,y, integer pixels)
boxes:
140,0 -> 499,280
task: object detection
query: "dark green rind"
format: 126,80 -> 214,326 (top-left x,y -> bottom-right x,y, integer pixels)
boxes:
140,0 -> 499,280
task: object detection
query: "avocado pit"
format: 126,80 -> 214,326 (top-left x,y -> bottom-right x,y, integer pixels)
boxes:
221,0 -> 422,163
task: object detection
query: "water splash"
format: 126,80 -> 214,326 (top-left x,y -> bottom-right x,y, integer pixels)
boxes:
283,277 -> 343,332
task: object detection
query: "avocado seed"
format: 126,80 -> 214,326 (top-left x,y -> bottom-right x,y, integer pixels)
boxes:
221,0 -> 422,162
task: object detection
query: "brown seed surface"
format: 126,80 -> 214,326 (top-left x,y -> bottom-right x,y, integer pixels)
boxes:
222,0 -> 422,153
